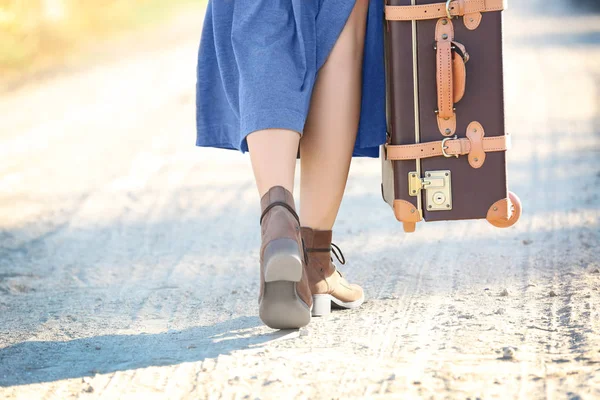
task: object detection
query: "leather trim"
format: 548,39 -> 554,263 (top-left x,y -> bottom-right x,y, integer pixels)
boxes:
393,200 -> 422,233
435,19 -> 456,136
464,12 -> 483,30
452,41 -> 468,103
385,132 -> 511,161
437,113 -> 457,136
385,0 -> 506,21
453,53 -> 466,103
486,197 -> 510,222
453,42 -> 469,63
436,20 -> 454,120
466,121 -> 485,168
487,192 -> 522,228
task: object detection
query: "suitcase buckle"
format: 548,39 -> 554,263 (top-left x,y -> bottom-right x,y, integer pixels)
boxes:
441,135 -> 460,158
446,0 -> 454,19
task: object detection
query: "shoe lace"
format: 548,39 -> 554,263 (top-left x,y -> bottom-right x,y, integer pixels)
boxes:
330,243 -> 346,266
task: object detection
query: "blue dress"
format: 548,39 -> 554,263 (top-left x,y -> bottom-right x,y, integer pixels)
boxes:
196,0 -> 386,158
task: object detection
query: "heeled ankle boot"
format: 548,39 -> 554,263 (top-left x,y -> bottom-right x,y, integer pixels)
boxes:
258,186 -> 312,329
300,227 -> 365,316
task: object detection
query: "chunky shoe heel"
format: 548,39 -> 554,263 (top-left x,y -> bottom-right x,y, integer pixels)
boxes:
301,227 -> 365,316
257,186 -> 313,330
261,239 -> 311,328
260,281 -> 311,329
312,294 -> 332,317
263,238 -> 303,283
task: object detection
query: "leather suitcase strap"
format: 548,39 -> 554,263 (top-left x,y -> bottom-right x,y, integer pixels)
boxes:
385,0 -> 506,21
435,19 -> 456,136
437,42 -> 453,120
385,134 -> 511,161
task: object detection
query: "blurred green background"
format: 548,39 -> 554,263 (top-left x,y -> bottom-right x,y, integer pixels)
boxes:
0,0 -> 202,80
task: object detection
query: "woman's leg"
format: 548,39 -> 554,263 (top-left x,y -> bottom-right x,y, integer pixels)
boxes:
245,0 -> 369,326
299,0 -> 369,229
247,129 -> 300,197
247,129 -> 312,329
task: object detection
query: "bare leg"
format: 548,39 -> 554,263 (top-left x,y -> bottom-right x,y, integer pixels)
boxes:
247,129 -> 300,197
249,129 -> 313,329
300,0 -> 369,229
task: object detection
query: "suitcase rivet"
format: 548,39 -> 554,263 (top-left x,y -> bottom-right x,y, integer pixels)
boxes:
493,207 -> 498,211
446,204 -> 450,208
442,19 -> 448,25
474,128 -> 478,132
442,34 -> 448,40
445,173 -> 449,176
411,209 -> 416,213
428,205 -> 433,209
427,173 -> 431,177
445,128 -> 451,134
474,157 -> 479,162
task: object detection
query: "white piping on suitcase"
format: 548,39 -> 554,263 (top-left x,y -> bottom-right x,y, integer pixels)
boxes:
411,0 -> 423,218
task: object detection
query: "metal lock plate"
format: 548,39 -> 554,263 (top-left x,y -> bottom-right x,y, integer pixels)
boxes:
424,170 -> 452,211
408,170 -> 452,211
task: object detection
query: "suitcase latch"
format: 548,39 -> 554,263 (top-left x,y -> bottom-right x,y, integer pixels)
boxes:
408,170 -> 453,211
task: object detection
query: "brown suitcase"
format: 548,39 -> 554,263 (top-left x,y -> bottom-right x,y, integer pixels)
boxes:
380,0 -> 522,232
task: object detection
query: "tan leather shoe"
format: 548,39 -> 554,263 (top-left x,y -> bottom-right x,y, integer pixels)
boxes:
258,186 -> 312,329
300,227 -> 364,316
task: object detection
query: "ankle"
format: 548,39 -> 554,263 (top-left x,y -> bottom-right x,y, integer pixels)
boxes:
300,227 -> 332,250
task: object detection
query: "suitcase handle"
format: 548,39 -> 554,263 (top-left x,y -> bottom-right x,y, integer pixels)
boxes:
435,18 -> 457,136
435,18 -> 468,137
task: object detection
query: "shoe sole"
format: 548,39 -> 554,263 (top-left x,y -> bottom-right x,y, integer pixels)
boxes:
259,238 -> 311,329
312,293 -> 365,317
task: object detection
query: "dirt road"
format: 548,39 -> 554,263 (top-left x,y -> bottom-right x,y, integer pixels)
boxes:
1,3 -> 599,399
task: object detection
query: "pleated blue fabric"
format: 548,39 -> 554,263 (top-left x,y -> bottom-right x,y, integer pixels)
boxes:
196,0 -> 385,158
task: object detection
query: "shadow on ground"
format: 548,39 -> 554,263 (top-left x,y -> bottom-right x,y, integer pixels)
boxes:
0,316 -> 286,387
